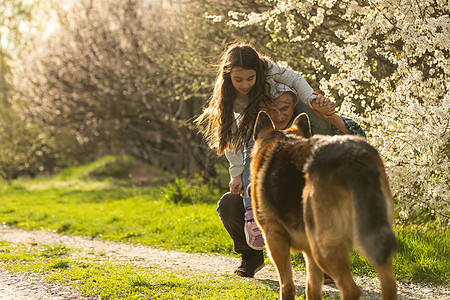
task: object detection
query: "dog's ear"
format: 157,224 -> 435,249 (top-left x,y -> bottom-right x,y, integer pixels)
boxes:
291,113 -> 311,138
253,111 -> 274,141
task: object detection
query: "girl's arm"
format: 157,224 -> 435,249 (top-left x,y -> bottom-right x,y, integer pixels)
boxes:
225,149 -> 244,194
266,60 -> 316,107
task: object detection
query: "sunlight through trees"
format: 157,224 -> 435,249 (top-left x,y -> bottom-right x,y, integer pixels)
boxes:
2,0 -> 449,225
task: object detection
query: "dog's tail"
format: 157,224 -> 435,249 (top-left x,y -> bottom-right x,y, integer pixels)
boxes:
306,136 -> 397,266
347,158 -> 397,266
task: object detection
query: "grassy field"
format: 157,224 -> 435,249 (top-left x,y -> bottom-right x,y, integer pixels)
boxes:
0,241 -> 293,299
0,156 -> 449,298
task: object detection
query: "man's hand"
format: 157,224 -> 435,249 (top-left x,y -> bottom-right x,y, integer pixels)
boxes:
311,92 -> 335,118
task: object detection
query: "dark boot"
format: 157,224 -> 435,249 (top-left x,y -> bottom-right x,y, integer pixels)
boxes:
234,250 -> 265,277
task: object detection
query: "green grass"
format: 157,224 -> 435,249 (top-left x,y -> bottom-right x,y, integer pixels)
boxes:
394,225 -> 450,285
0,156 -> 449,298
55,155 -> 137,181
0,183 -> 230,254
2,241 -> 320,299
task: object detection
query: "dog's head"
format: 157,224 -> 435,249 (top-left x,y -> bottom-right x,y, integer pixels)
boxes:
250,112 -> 312,219
253,112 -> 311,142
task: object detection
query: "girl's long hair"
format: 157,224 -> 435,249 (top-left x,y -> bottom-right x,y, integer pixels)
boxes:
195,42 -> 272,155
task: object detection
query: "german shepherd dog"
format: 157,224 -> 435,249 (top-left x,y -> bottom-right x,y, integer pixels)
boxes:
250,112 -> 397,300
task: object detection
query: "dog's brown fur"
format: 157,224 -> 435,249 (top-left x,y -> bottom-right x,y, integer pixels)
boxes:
250,112 -> 397,300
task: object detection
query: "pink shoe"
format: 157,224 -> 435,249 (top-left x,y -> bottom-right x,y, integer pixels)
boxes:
244,208 -> 265,250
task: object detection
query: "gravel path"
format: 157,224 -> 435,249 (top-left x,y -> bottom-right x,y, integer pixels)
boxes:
0,225 -> 448,299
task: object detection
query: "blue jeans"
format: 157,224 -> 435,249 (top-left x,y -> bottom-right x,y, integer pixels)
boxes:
242,98 -> 333,208
242,137 -> 254,208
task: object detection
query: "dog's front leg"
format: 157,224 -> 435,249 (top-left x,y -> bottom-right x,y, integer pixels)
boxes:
264,223 -> 296,300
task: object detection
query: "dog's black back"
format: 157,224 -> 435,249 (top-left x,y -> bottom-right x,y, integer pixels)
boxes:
305,134 -> 397,265
250,112 -> 397,300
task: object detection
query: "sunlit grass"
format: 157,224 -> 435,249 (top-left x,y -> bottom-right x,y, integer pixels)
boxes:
394,225 -> 450,284
0,242 -> 341,299
1,156 -> 449,288
0,185 -> 230,254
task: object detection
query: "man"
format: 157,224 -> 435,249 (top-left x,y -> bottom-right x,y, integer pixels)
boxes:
217,84 -> 365,278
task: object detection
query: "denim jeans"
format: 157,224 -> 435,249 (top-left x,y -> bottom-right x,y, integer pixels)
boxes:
242,137 -> 254,208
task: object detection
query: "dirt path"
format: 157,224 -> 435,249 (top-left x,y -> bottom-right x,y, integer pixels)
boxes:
1,225 -> 448,299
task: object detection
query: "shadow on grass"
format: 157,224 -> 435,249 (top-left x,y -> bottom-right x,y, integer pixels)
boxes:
256,276 -> 384,299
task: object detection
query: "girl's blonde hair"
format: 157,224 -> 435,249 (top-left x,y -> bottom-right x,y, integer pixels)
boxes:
195,42 -> 271,155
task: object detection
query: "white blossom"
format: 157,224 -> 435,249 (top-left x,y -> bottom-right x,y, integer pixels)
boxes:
227,0 -> 450,225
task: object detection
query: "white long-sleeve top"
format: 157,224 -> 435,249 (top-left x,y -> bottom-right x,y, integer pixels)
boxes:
224,61 -> 316,179
266,61 -> 316,107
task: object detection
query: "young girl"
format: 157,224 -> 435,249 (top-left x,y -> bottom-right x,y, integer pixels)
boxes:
196,42 -> 333,156
196,41 -> 334,277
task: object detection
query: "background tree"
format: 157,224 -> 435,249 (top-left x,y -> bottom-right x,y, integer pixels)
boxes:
8,0 -> 449,225
221,0 -> 449,225
15,0 -> 217,177
0,0 -> 51,181
14,0 -> 282,179
1,0 -> 32,104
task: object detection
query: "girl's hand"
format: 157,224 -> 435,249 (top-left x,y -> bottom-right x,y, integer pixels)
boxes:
229,175 -> 243,195
312,92 -> 335,106
311,92 -> 335,118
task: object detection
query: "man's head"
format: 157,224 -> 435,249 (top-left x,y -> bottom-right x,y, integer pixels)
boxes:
264,90 -> 297,130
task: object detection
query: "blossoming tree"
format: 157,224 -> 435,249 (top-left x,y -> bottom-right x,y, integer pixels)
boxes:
224,0 -> 449,225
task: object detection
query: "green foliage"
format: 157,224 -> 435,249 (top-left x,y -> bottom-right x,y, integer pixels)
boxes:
0,103 -> 89,182
0,1 -> 75,181
161,178 -> 195,204
0,104 -> 44,182
128,275 -> 152,288
56,155 -> 134,181
54,155 -> 172,188
161,178 -> 221,205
